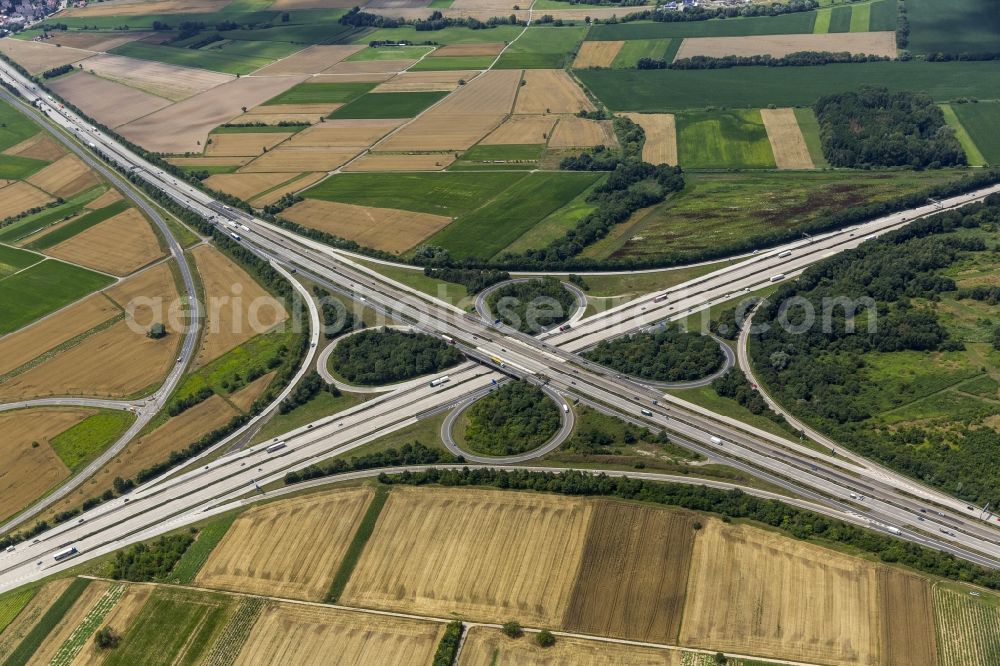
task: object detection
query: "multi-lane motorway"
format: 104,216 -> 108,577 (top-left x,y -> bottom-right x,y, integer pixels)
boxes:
1,58 -> 1000,590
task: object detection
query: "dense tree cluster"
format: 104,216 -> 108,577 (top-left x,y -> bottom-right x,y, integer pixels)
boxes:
669,51 -> 889,70
379,467 -> 1000,589
332,328 -> 463,385
583,327 -> 724,382
486,277 -> 577,333
422,266 -> 510,293
41,63 -> 75,79
340,6 -> 521,29
110,533 -> 194,581
464,382 -> 561,456
432,622 -> 464,666
612,0 -> 817,24
711,369 -> 785,424
709,298 -> 760,340
313,286 -> 362,340
94,627 -> 121,650
750,198 -> 1000,502
279,371 -> 339,415
285,442 -> 458,484
814,88 -> 966,169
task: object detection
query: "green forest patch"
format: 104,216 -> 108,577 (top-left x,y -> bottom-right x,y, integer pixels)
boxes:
263,81 -> 377,105
576,61 -> 1000,112
676,109 -> 775,169
50,409 -> 136,472
949,101 -> 1000,165
426,171 -> 600,260
328,91 -> 447,119
0,259 -> 115,334
302,171 -> 527,216
495,26 -> 587,69
460,381 -> 561,456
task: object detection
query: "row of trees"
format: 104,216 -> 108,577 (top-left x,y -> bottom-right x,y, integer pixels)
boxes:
749,196 -> 1000,503
422,266 -> 510,293
284,442 -> 458,485
331,328 -> 463,385
814,87 -> 966,169
582,327 -> 724,382
339,6 -> 521,30
377,468 -> 1000,590
464,382 -> 561,456
41,63 -> 75,79
612,0 -> 818,24
668,51 -> 890,70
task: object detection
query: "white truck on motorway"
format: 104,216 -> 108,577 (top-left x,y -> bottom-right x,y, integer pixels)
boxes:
887,526 -> 902,536
429,376 -> 450,388
265,442 -> 286,453
770,274 -> 785,282
709,436 -> 723,445
53,546 -> 79,562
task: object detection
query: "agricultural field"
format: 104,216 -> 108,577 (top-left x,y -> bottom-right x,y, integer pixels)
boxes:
495,26 -> 587,69
675,110 -> 775,169
460,627 -> 689,665
328,90 -> 448,119
934,586 -> 1000,666
905,0 -> 1000,55
675,31 -> 896,60
340,486 -> 594,625
195,488 -> 374,600
0,578 -> 76,662
948,102 -> 1000,165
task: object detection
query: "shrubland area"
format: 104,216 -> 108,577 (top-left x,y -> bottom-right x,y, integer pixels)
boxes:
461,381 -> 561,456
583,326 -> 724,382
485,277 -> 577,334
329,328 -> 463,385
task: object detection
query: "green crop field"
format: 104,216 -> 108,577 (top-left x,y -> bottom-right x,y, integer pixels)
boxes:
0,259 -> 115,334
346,45 -> 434,61
676,109 -> 775,169
26,200 -> 131,251
495,26 -> 587,69
108,41 -> 275,75
0,154 -> 48,180
104,587 -> 235,666
0,588 -> 34,634
502,176 -> 604,254
827,5 -> 852,32
583,170 -> 972,263
905,0 -> 1000,55
460,144 -> 545,162
169,514 -> 239,584
793,107 -> 829,167
263,81 -> 376,105
867,0 -> 896,31
49,409 -> 135,472
588,12 -> 816,41
409,55 -> 495,71
4,578 -> 90,666
219,21 -> 358,45
358,25 -> 523,45
426,171 -> 600,260
611,39 -> 678,68
0,243 -> 43,278
0,187 -> 105,244
949,102 -> 1000,165
303,171 -> 526,216
576,61 -> 1000,111
940,104 -> 987,166
328,91 -> 447,119
0,101 -> 39,152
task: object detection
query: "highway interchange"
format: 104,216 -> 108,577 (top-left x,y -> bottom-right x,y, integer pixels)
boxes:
2,56 -> 1000,590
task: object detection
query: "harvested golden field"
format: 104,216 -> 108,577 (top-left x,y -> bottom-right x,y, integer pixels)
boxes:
205,132 -> 294,157
573,41 -> 624,68
50,72 -> 173,129
563,501 -> 694,643
46,208 -> 164,276
0,293 -> 119,375
0,408 -> 84,523
196,488 -> 373,600
167,156 -> 252,168
120,75 -> 306,154
105,259 -> 179,317
679,520 -> 878,665
0,318 -> 178,400
269,0 -> 360,9
287,119 -> 404,148
450,0 -> 519,11
239,146 -> 358,173
249,172 -> 326,207
242,102 -> 341,122
3,133 -> 64,162
375,70 -> 476,93
549,116 -> 618,148
675,31 -> 897,60
63,0 -> 228,16
514,69 -> 593,115
342,487 -> 592,625
621,112 -> 676,165
0,181 -> 53,220
323,59 -> 417,75
71,584 -> 152,666
30,580 -> 112,664
760,107 -> 813,170
284,198 -> 451,253
432,42 -> 505,57
379,69 -> 519,151
343,152 -> 455,171
481,114 -> 557,145
190,245 -> 287,368
45,30 -> 149,52
934,586 -> 1000,666
459,627 -> 682,666
27,154 -> 100,198
227,370 -> 274,410
85,188 -> 122,209
0,39 -> 92,75
877,567 -> 937,666
203,171 -> 299,200
78,54 -> 232,101
233,602 -> 444,666
0,579 -> 73,661
254,44 -> 365,75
